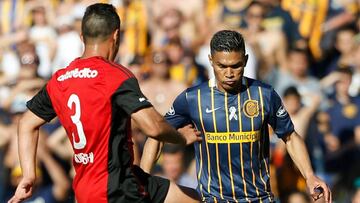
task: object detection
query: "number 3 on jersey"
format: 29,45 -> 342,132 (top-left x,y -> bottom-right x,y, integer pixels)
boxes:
68,94 -> 87,149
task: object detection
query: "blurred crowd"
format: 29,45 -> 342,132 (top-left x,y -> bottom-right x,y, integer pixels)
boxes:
0,0 -> 360,202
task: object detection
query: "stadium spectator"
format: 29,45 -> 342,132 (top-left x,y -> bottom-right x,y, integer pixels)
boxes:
52,15 -> 83,73
349,42 -> 360,96
159,144 -> 197,189
325,26 -> 358,75
140,49 -> 186,115
275,48 -> 325,110
26,2 -> 57,78
241,1 -> 288,83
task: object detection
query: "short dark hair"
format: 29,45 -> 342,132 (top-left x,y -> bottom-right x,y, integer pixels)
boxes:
162,144 -> 184,154
210,30 -> 246,55
246,1 -> 266,13
81,3 -> 120,42
335,67 -> 353,76
283,86 -> 301,98
288,47 -> 309,58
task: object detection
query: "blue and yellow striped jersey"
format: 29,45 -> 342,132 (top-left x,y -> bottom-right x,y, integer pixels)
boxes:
165,77 -> 294,202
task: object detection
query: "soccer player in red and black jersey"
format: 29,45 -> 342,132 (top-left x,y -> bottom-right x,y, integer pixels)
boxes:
8,3 -> 201,203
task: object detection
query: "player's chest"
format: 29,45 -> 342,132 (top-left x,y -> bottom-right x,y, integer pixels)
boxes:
191,93 -> 268,132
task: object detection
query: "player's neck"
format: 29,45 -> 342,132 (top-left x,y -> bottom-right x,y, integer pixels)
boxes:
82,43 -> 112,61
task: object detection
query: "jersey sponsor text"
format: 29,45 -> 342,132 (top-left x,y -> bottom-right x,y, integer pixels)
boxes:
57,68 -> 98,81
205,131 -> 260,143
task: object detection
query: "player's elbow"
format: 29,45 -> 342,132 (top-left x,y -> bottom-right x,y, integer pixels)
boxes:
18,116 -> 35,134
18,111 -> 45,134
144,121 -> 164,139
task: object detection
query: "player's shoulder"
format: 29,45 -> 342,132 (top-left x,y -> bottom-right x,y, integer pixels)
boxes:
83,57 -> 134,80
245,77 -> 273,90
184,80 -> 212,94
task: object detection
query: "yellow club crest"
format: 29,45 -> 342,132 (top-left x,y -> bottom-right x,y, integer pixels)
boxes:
243,99 -> 259,118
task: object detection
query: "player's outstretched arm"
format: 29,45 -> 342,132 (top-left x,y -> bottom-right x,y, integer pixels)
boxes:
8,110 -> 47,203
131,107 -> 201,145
284,131 -> 332,203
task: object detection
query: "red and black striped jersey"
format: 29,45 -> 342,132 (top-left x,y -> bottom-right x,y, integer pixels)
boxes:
27,56 -> 152,203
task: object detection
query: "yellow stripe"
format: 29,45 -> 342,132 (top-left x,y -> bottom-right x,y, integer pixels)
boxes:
206,89 -> 212,193
214,197 -> 217,203
197,144 -> 203,180
197,90 -> 206,198
245,79 -> 261,201
237,95 -> 243,131
257,87 -> 272,202
211,87 -> 218,132
225,92 -> 238,202
225,92 -> 230,132
258,87 -> 270,176
211,87 -> 223,199
238,94 -> 250,202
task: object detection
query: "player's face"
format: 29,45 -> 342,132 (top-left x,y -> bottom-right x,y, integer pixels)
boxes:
283,95 -> 301,115
209,51 -> 248,93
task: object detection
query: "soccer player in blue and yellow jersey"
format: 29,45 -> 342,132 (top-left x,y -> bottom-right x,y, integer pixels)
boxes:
143,30 -> 331,203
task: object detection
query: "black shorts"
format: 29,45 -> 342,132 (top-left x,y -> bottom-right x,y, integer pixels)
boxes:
132,165 -> 170,203
108,165 -> 170,203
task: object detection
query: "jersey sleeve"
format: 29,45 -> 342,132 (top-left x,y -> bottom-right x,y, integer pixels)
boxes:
164,90 -> 191,129
26,85 -> 57,122
268,88 -> 294,139
113,77 -> 152,115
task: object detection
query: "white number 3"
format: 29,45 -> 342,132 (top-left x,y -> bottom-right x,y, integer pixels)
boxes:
67,94 -> 87,149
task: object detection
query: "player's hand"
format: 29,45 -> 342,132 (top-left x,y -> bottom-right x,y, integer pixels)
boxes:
306,174 -> 332,203
178,124 -> 202,145
8,177 -> 35,203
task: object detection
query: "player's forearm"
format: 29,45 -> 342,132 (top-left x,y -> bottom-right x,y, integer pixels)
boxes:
285,131 -> 315,179
140,138 -> 163,173
18,111 -> 47,181
132,107 -> 186,145
153,120 -> 186,145
18,118 -> 39,181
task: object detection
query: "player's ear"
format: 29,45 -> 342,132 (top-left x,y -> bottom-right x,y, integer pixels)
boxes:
113,29 -> 120,42
80,33 -> 84,42
244,54 -> 249,67
208,54 -> 213,65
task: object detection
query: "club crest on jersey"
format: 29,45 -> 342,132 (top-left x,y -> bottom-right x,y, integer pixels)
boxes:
167,106 -> 175,116
243,100 -> 259,118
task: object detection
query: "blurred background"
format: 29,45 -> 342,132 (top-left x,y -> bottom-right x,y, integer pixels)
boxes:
0,0 -> 359,202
